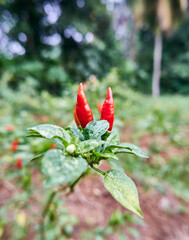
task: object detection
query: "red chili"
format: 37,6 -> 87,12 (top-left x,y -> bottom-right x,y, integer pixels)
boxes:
76,83 -> 93,128
100,87 -> 114,131
5,125 -> 16,131
49,143 -> 56,149
11,140 -> 19,152
74,106 -> 80,127
96,102 -> 103,114
16,158 -> 22,169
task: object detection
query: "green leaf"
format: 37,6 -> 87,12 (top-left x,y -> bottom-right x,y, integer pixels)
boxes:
116,143 -> 149,158
104,169 -> 143,218
42,149 -> 88,188
85,120 -> 109,140
69,125 -> 85,141
26,133 -> 41,138
28,153 -> 45,162
95,152 -> 119,161
105,143 -> 148,158
115,149 -> 133,154
105,143 -> 132,151
104,143 -> 133,155
108,159 -> 124,172
107,130 -> 120,144
78,139 -> 105,153
27,124 -> 71,147
101,130 -> 111,140
101,130 -> 120,152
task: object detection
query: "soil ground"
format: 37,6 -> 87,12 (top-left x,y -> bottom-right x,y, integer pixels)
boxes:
1,129 -> 189,240
66,170 -> 189,240
1,171 -> 189,240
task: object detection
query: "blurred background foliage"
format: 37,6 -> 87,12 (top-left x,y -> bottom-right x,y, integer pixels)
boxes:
0,0 -> 121,94
136,15 -> 189,94
0,0 -> 189,95
1,0 -> 189,239
1,71 -> 189,238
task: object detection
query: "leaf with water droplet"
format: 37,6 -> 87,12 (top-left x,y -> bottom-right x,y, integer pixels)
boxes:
84,120 -> 109,140
42,149 -> 87,188
105,142 -> 148,158
104,169 -> 143,218
78,139 -> 105,153
27,124 -> 71,147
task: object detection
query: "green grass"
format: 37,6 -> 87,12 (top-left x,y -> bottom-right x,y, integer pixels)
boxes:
118,95 -> 189,200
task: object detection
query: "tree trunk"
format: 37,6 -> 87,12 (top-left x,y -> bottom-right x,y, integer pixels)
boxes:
152,31 -> 163,98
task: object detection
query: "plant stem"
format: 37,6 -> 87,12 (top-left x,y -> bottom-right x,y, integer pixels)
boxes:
39,167 -> 101,239
69,168 -> 90,192
40,191 -> 57,240
90,165 -> 106,176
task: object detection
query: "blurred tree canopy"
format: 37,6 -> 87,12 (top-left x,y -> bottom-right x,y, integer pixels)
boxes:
133,0 -> 188,97
134,14 -> 189,95
0,0 -> 121,94
0,0 -> 189,95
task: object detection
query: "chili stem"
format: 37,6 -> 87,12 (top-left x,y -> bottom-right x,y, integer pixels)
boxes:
69,168 -> 90,192
90,165 -> 106,176
40,191 -> 57,240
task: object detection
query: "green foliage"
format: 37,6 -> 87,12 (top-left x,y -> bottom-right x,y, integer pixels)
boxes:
104,169 -> 143,218
42,149 -> 87,188
27,121 -> 148,217
119,96 -> 189,200
135,15 -> 189,94
162,16 -> 189,94
0,60 -> 71,95
28,124 -> 71,147
0,0 -> 122,90
84,120 -> 109,140
40,197 -> 78,240
81,209 -> 142,240
1,72 -> 189,238
108,159 -> 125,173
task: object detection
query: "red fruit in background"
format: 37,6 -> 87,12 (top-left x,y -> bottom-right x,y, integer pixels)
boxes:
5,125 -> 16,131
96,102 -> 103,114
100,87 -> 114,131
76,83 -> 93,128
11,140 -> 19,152
49,143 -> 56,149
16,158 -> 22,169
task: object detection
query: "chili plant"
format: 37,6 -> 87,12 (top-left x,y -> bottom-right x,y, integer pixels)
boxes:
27,84 -> 148,239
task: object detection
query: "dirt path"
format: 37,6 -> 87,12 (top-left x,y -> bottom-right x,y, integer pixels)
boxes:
66,174 -> 189,240
1,166 -> 189,240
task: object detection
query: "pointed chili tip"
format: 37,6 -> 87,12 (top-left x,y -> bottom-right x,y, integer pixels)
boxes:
79,83 -> 84,91
107,87 -> 113,98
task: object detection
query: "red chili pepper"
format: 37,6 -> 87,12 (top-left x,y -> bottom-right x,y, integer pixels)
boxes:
49,143 -> 56,149
16,158 -> 22,169
5,125 -> 16,131
74,106 -> 80,127
11,140 -> 19,152
76,83 -> 93,128
100,87 -> 114,131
